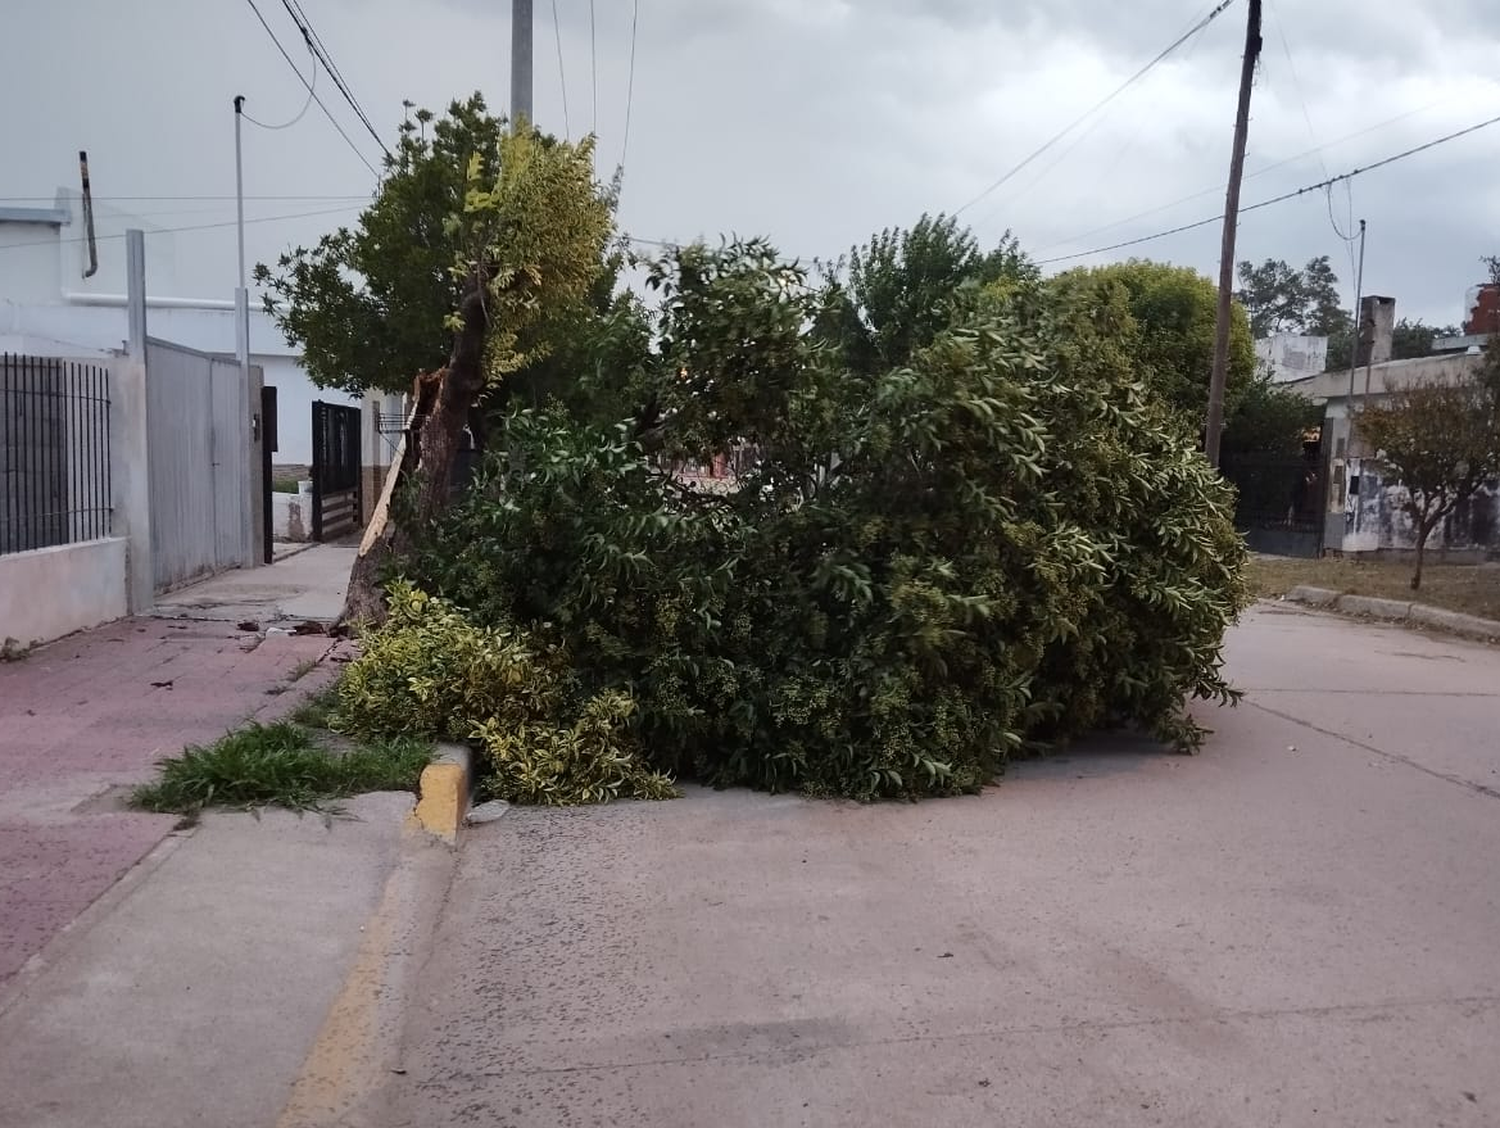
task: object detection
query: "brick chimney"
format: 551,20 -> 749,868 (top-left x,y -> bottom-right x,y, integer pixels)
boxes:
1354,295 -> 1395,366
1464,283 -> 1500,336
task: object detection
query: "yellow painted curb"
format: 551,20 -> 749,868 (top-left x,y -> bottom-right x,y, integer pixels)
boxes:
408,743 -> 472,845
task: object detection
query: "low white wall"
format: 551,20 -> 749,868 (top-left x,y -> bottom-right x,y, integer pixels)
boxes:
0,537 -> 128,646
272,483 -> 314,542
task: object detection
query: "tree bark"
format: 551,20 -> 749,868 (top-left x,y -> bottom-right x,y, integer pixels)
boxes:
336,271 -> 491,632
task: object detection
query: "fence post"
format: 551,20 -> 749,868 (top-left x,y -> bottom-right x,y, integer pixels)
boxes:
111,229 -> 154,613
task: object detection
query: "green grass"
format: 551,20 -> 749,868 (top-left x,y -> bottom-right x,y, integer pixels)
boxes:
288,682 -> 340,729
1247,556 -> 1500,621
129,721 -> 433,815
271,476 -> 301,494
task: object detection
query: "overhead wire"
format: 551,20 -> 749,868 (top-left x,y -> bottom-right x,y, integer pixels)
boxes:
280,0 -> 391,159
0,204 -> 366,254
240,31 -> 318,130
551,0 -> 572,138
620,0 -> 640,174
1030,95 -> 1463,256
970,0 -> 1224,232
953,0 -> 1238,217
242,0 -> 380,177
1033,109 -> 1500,266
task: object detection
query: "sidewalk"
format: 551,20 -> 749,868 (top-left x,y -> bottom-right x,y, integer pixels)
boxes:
0,544 -> 355,989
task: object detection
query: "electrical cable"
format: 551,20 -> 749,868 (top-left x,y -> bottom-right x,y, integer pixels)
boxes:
240,33 -> 317,130
1030,95 -> 1466,256
281,0 -> 391,158
0,204 -> 365,254
243,0 -> 380,177
953,0 -> 1238,217
621,0 -> 640,173
552,0 -> 572,138
1034,109 -> 1500,266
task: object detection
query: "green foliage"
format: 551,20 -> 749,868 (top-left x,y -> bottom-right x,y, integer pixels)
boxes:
129,722 -> 432,815
1223,374 -> 1320,456
1050,259 -> 1255,420
337,584 -> 677,805
401,239 -> 1249,801
255,94 -> 621,398
1236,254 -> 1347,339
825,214 -> 1039,375
1358,373 -> 1500,588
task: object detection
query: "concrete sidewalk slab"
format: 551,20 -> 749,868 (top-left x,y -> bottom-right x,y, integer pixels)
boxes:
153,543 -> 357,625
382,605 -> 1500,1127
0,616 -> 337,988
0,793 -> 452,1128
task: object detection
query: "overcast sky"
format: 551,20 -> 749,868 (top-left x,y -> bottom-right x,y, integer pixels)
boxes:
5,0 -> 1499,327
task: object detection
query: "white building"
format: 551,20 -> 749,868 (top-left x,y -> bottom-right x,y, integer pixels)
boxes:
0,189 -> 357,464
1254,332 -> 1328,383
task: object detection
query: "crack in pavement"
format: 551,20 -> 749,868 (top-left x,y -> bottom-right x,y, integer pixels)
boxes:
1247,698 -> 1500,801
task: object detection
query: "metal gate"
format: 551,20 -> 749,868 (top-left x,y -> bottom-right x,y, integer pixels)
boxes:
1221,452 -> 1326,558
311,399 -> 361,541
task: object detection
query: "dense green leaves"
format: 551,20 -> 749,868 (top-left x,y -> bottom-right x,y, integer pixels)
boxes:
395,239 -> 1249,801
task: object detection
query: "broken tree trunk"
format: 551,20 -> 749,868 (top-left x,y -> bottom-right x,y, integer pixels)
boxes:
336,273 -> 491,632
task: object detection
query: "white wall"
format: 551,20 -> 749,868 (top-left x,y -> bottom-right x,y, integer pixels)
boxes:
1256,333 -> 1329,383
0,538 -> 127,646
0,197 -> 356,467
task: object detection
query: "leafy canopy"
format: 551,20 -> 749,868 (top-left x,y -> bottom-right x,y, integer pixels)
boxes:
1050,259 -> 1256,421
255,94 -> 619,397
388,237 -> 1249,801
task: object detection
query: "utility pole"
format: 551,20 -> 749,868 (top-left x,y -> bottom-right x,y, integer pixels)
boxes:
511,0 -> 533,125
1204,0 -> 1262,468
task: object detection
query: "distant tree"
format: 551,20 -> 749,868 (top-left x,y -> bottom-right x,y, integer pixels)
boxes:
1236,255 -> 1347,339
822,215 -> 1038,375
1222,374 -> 1320,457
1358,371 -> 1500,589
1051,259 -> 1255,421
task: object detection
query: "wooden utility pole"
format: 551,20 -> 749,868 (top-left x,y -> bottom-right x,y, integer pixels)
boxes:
1204,0 -> 1262,468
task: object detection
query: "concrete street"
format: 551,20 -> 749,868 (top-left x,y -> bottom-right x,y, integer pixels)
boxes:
382,604 -> 1500,1128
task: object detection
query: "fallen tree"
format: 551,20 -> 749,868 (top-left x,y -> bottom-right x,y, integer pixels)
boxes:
357,240 -> 1252,801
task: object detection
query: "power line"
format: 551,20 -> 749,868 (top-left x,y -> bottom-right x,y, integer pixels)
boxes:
551,0 -> 572,137
953,0 -> 1237,217
242,0 -> 380,177
1034,109 -> 1500,266
972,0 -> 1222,230
590,0 -> 599,135
0,194 -> 369,202
240,30 -> 317,130
1030,95 -> 1465,256
280,0 -> 391,159
0,204 -> 364,254
621,0 -> 640,172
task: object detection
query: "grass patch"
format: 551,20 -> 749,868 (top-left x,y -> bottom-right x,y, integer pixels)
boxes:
1247,556 -> 1500,621
288,681 -> 340,729
271,476 -> 301,494
129,721 -> 433,815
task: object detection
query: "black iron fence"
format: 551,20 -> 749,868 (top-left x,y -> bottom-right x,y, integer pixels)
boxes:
311,399 -> 362,541
1,354 -> 111,556
1220,451 -> 1325,557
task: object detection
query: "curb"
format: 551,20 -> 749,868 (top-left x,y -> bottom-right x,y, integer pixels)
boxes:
409,741 -> 474,846
1282,585 -> 1500,642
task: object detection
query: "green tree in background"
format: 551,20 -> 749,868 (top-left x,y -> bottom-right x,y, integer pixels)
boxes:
1051,259 -> 1255,421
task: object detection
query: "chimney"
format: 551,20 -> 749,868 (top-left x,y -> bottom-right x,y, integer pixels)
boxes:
1464,282 -> 1500,336
1355,295 -> 1396,366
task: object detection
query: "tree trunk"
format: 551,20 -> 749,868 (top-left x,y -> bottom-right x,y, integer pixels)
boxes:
336,272 -> 491,631
1411,532 -> 1426,590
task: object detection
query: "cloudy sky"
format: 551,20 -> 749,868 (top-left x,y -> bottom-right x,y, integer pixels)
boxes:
5,0 -> 1499,326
